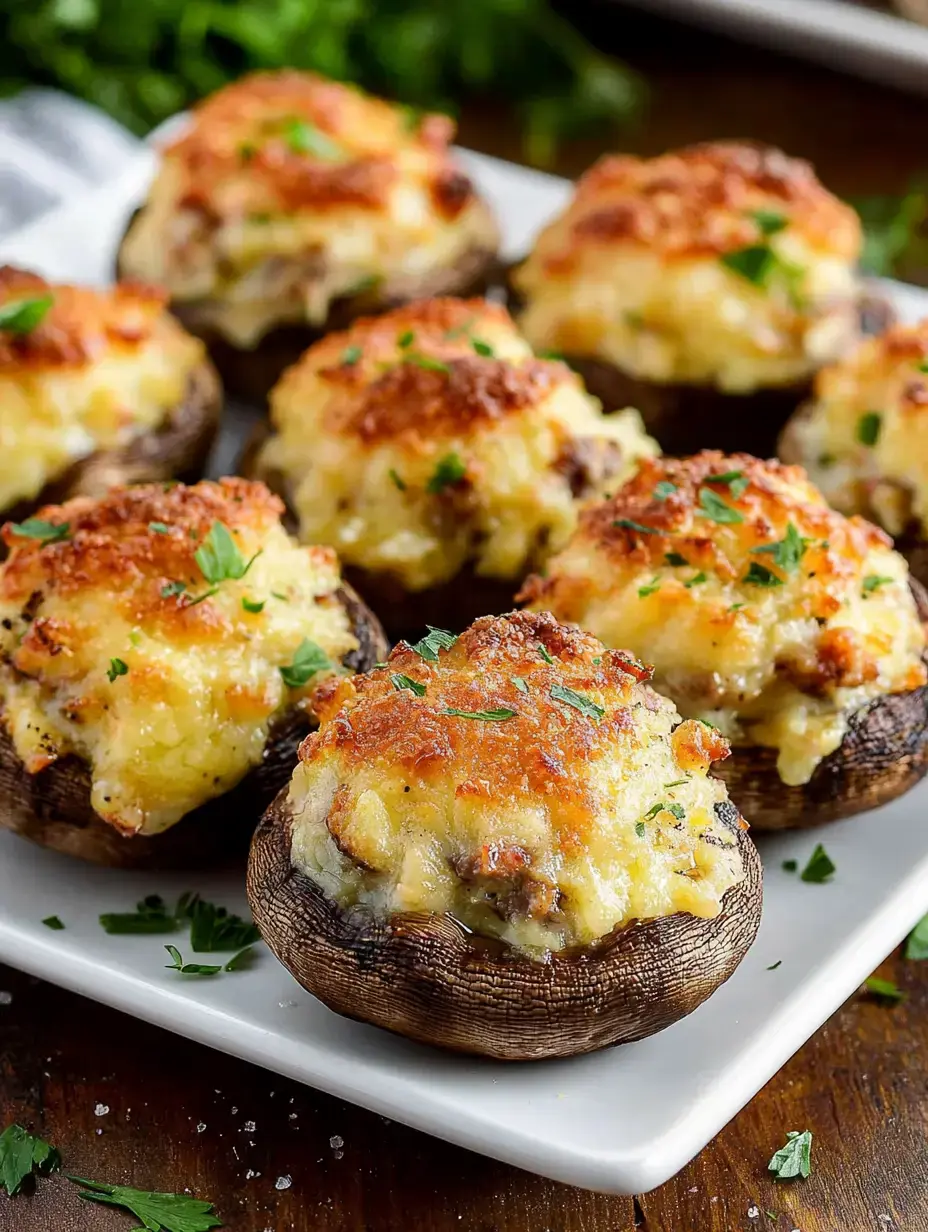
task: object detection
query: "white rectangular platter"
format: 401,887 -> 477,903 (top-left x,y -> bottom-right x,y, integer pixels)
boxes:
1,146 -> 928,1196
621,0 -> 928,96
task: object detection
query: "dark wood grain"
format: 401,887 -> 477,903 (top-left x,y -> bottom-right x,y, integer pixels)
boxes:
5,6 -> 928,1230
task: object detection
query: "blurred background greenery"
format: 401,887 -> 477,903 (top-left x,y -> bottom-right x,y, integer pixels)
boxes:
0,0 -> 643,165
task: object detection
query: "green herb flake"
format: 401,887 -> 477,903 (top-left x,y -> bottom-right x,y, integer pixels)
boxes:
241,597 -> 265,614
684,571 -> 707,588
341,344 -> 362,366
441,707 -> 517,722
161,580 -> 187,599
665,803 -> 685,820
653,481 -> 677,501
41,916 -> 65,930
720,245 -> 777,286
282,116 -> 342,160
164,944 -> 222,976
195,521 -> 260,586
767,960 -> 782,971
664,779 -> 688,789
638,576 -> 662,599
906,912 -> 928,960
510,675 -> 529,694
7,517 -> 70,544
750,522 -> 809,574
550,683 -> 605,720
406,353 -> 451,373
271,591 -> 289,602
397,328 -> 415,349
0,294 -> 54,334
106,658 -> 128,683
865,975 -> 905,1003
471,337 -> 494,357
767,1129 -> 813,1180
69,1175 -> 222,1229
800,843 -> 835,884
705,469 -> 749,499
389,468 -> 407,492
613,518 -> 661,535
698,487 -> 743,524
537,643 -> 555,664
176,893 -> 261,953
743,562 -> 784,588
857,411 -> 882,447
0,1124 -> 60,1195
410,626 -> 457,662
635,820 -> 646,837
862,574 -> 893,596
100,894 -> 176,935
782,859 -> 798,873
391,673 -> 426,697
148,521 -> 171,535
750,209 -> 788,236
280,639 -> 331,688
665,551 -> 689,567
224,945 -> 257,972
427,452 -> 467,494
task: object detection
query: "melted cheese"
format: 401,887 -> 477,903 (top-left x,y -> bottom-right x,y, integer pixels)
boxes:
0,479 -> 357,836
120,72 -> 499,347
522,453 -> 927,786
289,612 -> 747,956
513,143 -> 862,392
782,320 -> 928,538
0,267 -> 204,512
257,298 -> 658,591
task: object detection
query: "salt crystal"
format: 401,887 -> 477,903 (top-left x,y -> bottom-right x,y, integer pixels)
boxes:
289,1113 -> 298,1121
275,1175 -> 292,1191
94,1103 -> 109,1116
197,1123 -> 207,1133
329,1134 -> 344,1150
0,992 -> 12,1005
243,1120 -> 256,1133
748,1208 -> 759,1219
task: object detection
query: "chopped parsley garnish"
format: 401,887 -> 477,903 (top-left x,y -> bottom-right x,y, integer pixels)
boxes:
42,916 -> 65,930
224,946 -> 257,972
406,353 -> 451,373
720,245 -> 777,286
767,960 -> 782,971
537,643 -> 555,664
410,626 -> 457,661
635,820 -> 646,837
71,1176 -> 222,1229
857,411 -> 882,447
100,894 -> 176,935
471,338 -> 494,357
165,944 -> 222,975
391,673 -> 426,697
550,683 -> 605,720
705,469 -> 749,499
161,580 -> 187,599
282,116 -> 341,160
782,859 -> 798,873
0,1124 -> 59,1195
0,294 -> 54,334
684,571 -> 707,588
176,893 -> 261,952
767,1129 -> 813,1180
862,574 -> 893,596
698,487 -> 743,524
271,591 -> 289,602
397,329 -> 415,349
751,209 -> 788,236
280,639 -> 331,688
510,675 -> 529,694
613,518 -> 661,535
664,779 -> 688,789
389,468 -> 407,492
644,803 -> 663,821
7,517 -> 69,544
865,975 -> 905,1003
800,843 -> 835,884
638,576 -> 662,598
195,521 -> 260,587
441,707 -> 517,721
341,344 -> 362,366
743,562 -> 784,588
427,452 -> 467,493
653,481 -> 677,501
106,658 -> 128,683
241,597 -> 265,613
665,551 -> 689,567
148,521 -> 170,535
750,522 -> 808,574
906,912 -> 928,960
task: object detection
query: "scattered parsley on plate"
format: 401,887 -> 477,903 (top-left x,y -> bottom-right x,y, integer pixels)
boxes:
800,844 -> 835,884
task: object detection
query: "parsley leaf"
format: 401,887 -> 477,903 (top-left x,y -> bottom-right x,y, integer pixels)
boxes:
865,975 -> 905,1003
100,895 -> 177,935
161,580 -> 187,599
406,353 -> 451,373
862,574 -> 893,596
471,337 -> 494,357
7,517 -> 69,544
721,245 -> 777,286
42,915 -> 65,930
106,658 -> 128,683
800,843 -> 835,884
224,946 -> 257,972
149,521 -> 171,535
391,673 -> 426,697
388,468 -> 407,492
684,571 -> 707,588
282,117 -> 341,160
698,487 -> 743,524
280,639 -> 330,688
241,597 -> 265,613
613,518 -> 661,535
638,576 -> 661,598
666,803 -> 685,820
441,707 -> 517,721
767,1129 -> 813,1180
644,803 -> 663,820
510,675 -> 529,693
857,411 -> 882,447
397,329 -> 415,349
0,294 -> 54,334
410,626 -> 457,661
750,523 -> 808,574
705,469 -> 749,499
906,912 -> 928,960
550,683 -> 605,720
537,643 -> 555,664
164,944 -> 222,975
194,522 -> 260,587
653,480 -> 676,501
0,1124 -> 60,1195
427,452 -> 466,493
751,209 -> 788,236
743,562 -> 784,588
175,894 -> 261,952
70,1175 -> 223,1229
665,551 -> 689,567
782,859 -> 798,873
634,820 -> 646,836
341,344 -> 362,366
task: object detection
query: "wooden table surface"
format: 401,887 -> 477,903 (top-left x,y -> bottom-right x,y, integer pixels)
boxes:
3,6 -> 928,1230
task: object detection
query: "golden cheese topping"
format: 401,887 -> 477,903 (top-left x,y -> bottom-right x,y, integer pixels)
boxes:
289,612 -> 747,956
0,478 -> 358,836
0,266 -> 205,513
782,320 -> 928,538
513,143 -> 862,392
522,453 -> 927,786
257,297 -> 657,592
119,71 -> 499,348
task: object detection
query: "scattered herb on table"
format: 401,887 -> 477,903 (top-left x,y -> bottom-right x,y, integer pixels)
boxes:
69,1175 -> 222,1230
767,1129 -> 813,1180
164,945 -> 222,976
865,976 -> 905,1003
0,1124 -> 59,1195
906,912 -> 928,960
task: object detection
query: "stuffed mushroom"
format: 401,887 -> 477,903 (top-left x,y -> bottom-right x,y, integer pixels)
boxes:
247,610 -> 762,1061
779,319 -> 928,588
0,477 -> 386,868
247,296 -> 658,635
117,71 -> 500,401
0,265 -> 220,528
521,453 -> 928,830
510,142 -> 865,457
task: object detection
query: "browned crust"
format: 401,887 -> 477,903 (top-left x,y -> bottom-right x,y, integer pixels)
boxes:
0,581 -> 388,869
717,578 -> 928,830
246,790 -> 762,1060
0,359 -> 222,532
